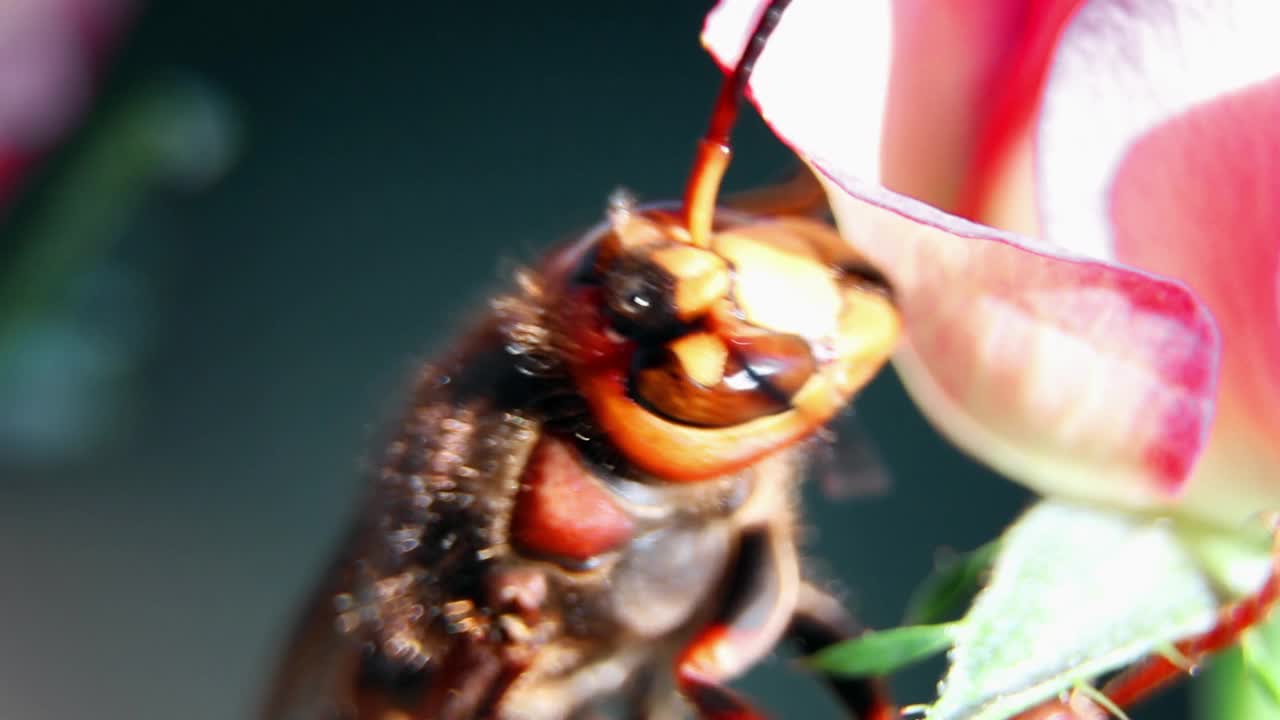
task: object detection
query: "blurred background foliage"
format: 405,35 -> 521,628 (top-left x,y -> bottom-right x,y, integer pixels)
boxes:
0,3 -> 1191,719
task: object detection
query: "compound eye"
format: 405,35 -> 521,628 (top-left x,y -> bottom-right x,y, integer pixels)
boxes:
601,242 -> 731,339
631,330 -> 816,427
603,256 -> 682,338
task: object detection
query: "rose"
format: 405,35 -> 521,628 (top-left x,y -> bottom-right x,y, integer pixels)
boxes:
704,0 -> 1280,715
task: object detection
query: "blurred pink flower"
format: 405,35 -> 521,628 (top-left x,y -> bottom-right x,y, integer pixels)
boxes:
703,0 -> 1255,520
0,0 -> 133,202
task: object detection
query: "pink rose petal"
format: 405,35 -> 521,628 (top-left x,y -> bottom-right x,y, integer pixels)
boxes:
881,0 -> 1022,211
704,0 -> 1221,506
954,0 -> 1083,233
885,0 -> 1083,222
1039,0 -> 1280,524
1112,78 -> 1280,447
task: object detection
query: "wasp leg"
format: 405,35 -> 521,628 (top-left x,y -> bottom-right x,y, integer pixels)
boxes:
724,165 -> 830,219
675,528 -> 800,720
786,583 -> 898,720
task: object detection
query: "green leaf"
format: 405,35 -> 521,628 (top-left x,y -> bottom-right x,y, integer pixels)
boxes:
905,541 -> 1000,625
809,623 -> 955,676
929,500 -> 1222,720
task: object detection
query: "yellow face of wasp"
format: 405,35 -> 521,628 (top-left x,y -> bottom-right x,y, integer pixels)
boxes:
559,207 -> 901,482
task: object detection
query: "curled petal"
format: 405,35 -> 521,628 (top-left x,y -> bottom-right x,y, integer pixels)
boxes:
821,168 -> 1217,505
1038,0 -> 1280,525
704,0 -> 1222,505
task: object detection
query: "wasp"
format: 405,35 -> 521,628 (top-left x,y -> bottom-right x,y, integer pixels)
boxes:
262,2 -> 900,718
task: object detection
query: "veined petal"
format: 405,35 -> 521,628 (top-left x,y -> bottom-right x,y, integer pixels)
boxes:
1038,0 -> 1280,525
704,0 -> 1222,505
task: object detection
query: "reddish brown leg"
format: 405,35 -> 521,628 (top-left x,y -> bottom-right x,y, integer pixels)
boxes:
681,0 -> 793,248
787,583 -> 898,720
677,662 -> 770,720
676,530 -> 800,720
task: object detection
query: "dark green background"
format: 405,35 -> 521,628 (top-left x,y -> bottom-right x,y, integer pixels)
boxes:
0,3 -> 1188,719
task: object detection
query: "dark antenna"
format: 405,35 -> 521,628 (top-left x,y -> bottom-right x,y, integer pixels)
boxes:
682,0 -> 793,248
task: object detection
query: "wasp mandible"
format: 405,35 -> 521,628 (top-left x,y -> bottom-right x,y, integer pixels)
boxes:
263,2 -> 900,718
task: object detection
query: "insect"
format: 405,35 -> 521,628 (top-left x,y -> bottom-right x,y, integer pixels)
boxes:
262,2 -> 900,718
